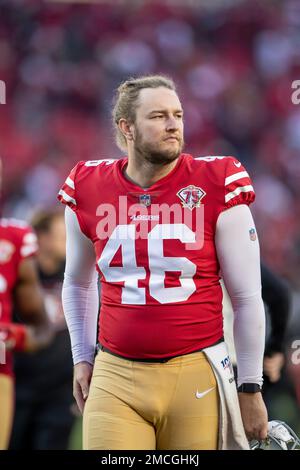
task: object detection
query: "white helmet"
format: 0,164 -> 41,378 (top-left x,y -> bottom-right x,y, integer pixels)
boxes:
250,421 -> 300,450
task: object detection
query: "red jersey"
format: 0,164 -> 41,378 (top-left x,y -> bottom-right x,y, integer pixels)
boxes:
0,219 -> 38,376
58,154 -> 255,359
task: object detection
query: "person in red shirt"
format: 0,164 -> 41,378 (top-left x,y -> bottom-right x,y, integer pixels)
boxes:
58,75 -> 268,450
0,160 -> 52,449
9,210 -> 75,450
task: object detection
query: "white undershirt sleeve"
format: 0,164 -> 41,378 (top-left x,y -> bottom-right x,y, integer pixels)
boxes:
215,204 -> 265,387
62,206 -> 99,365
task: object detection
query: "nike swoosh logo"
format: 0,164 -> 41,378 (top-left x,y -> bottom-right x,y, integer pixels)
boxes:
234,161 -> 242,167
195,387 -> 215,399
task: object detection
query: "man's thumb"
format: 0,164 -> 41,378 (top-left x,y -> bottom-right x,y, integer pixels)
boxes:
80,382 -> 89,400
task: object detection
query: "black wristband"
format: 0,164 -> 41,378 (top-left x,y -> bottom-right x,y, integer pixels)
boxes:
237,383 -> 262,393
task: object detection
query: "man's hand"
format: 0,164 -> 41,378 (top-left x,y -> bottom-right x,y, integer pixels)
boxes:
263,353 -> 285,383
238,392 -> 268,441
0,322 -> 26,351
0,320 -> 53,354
73,361 -> 93,414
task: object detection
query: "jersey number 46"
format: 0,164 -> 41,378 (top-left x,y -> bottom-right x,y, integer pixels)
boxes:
98,224 -> 197,305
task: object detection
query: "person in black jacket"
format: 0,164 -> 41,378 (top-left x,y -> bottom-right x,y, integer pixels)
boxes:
222,261 -> 291,406
261,263 -> 291,385
260,262 -> 293,419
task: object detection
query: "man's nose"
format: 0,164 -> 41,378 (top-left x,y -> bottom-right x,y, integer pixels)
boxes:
165,115 -> 179,130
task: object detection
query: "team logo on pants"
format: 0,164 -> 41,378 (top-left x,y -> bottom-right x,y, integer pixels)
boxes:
177,185 -> 206,210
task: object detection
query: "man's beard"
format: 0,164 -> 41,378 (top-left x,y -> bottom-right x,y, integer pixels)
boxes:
134,128 -> 184,165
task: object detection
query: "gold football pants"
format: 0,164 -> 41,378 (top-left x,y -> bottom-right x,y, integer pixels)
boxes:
83,350 -> 219,450
0,373 -> 14,450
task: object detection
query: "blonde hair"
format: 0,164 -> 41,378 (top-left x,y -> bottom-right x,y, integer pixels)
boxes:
112,75 -> 176,152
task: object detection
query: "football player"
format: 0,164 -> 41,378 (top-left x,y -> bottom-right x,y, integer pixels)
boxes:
58,75 -> 268,449
0,160 -> 52,449
261,263 -> 290,385
9,210 -> 75,450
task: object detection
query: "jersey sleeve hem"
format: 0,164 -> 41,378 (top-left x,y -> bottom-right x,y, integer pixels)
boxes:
223,157 -> 255,211
57,162 -> 82,212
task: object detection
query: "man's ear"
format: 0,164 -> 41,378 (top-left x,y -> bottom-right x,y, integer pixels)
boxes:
119,119 -> 134,141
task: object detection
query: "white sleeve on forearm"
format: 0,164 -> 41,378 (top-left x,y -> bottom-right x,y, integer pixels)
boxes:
215,204 -> 265,387
62,206 -> 99,366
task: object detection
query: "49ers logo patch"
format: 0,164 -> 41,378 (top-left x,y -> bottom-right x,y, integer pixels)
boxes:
0,240 -> 15,263
177,185 -> 206,210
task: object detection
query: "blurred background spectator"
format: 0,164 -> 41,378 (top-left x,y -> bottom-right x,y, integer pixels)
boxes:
1,0 -> 299,447
9,209 -> 75,450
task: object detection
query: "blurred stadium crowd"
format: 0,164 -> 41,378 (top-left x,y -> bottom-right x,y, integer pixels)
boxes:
1,0 -> 300,449
1,0 -> 300,287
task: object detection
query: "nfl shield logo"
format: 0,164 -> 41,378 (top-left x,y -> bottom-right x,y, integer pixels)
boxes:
177,185 -> 206,210
139,194 -> 151,207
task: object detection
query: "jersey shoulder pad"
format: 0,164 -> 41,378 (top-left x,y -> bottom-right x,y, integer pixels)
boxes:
194,155 -> 255,208
83,159 -> 116,167
57,159 -> 117,210
222,156 -> 255,208
0,218 -> 29,229
0,219 -> 38,259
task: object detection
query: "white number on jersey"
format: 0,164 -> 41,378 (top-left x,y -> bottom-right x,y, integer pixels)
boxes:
85,159 -> 115,167
195,156 -> 226,162
98,224 -> 197,305
98,225 -> 146,305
